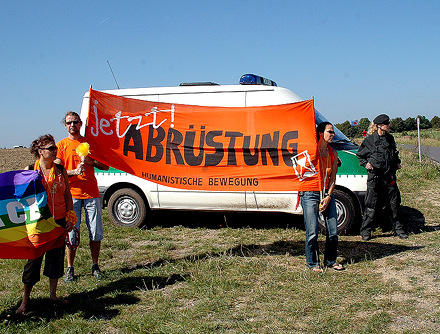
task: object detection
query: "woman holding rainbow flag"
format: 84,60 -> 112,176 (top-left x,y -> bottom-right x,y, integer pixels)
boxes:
16,134 -> 76,315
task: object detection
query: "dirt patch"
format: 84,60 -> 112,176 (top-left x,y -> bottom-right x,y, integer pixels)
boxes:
0,148 -> 35,173
374,251 -> 440,333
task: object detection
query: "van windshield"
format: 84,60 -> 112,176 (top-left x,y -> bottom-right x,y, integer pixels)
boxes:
315,109 -> 358,150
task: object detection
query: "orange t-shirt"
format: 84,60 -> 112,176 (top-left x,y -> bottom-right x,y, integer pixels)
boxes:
320,146 -> 335,190
33,164 -> 67,220
56,137 -> 100,199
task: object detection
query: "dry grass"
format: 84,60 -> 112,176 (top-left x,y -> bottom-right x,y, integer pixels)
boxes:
394,128 -> 440,148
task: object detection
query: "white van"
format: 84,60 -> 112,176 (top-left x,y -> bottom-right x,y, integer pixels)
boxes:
80,75 -> 367,234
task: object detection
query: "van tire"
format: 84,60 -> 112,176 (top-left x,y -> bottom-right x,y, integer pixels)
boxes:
318,189 -> 355,236
107,188 -> 147,228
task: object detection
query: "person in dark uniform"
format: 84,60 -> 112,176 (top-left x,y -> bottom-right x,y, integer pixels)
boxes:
356,114 -> 408,241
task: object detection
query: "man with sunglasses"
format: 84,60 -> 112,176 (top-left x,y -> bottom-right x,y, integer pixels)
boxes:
55,111 -> 109,282
357,114 -> 408,241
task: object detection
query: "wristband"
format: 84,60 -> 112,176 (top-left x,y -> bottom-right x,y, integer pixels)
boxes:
66,210 -> 78,225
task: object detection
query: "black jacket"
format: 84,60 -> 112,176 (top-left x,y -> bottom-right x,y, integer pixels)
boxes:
357,132 -> 401,176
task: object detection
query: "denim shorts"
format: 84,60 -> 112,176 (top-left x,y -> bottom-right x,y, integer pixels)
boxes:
68,197 -> 104,243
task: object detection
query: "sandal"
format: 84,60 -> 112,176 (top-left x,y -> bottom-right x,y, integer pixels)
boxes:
311,266 -> 323,273
327,263 -> 345,271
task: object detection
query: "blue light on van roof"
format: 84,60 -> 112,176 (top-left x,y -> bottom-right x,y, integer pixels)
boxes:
239,74 -> 277,86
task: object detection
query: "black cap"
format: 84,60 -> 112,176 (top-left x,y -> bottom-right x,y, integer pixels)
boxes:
373,114 -> 390,125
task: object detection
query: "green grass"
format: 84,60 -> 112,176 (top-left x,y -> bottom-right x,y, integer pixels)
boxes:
0,148 -> 439,333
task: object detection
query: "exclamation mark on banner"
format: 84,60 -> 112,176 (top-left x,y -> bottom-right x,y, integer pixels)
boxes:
170,105 -> 175,128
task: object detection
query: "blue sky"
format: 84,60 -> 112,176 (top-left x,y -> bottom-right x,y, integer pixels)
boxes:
1,1 -> 439,148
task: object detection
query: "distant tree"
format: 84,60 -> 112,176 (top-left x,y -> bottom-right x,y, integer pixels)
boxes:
403,117 -> 417,131
417,115 -> 431,129
431,116 -> 440,129
347,124 -> 362,138
359,118 -> 370,132
335,118 -> 371,138
390,117 -> 404,133
335,121 -> 352,137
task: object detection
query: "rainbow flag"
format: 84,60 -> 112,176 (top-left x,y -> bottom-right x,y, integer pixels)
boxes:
0,170 -> 65,259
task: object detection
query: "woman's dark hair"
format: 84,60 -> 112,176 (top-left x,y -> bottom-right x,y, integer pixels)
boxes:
30,134 -> 55,159
316,122 -> 332,140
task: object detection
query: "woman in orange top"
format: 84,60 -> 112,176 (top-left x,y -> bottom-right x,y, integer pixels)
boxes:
300,122 -> 344,272
17,134 -> 75,315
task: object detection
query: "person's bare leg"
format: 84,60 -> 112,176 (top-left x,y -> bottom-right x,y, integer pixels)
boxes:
64,247 -> 76,282
49,278 -> 58,300
16,284 -> 33,315
66,247 -> 76,267
90,241 -> 101,265
49,278 -> 68,303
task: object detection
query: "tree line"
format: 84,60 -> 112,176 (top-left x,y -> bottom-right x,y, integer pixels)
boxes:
335,115 -> 440,138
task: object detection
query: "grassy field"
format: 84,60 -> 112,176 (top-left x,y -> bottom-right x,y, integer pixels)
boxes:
394,128 -> 440,148
0,149 -> 439,333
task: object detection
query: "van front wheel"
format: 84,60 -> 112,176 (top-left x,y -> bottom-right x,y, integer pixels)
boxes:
318,189 -> 356,235
107,188 -> 148,228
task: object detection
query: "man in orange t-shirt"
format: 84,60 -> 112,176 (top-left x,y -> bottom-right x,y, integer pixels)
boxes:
55,111 -> 109,282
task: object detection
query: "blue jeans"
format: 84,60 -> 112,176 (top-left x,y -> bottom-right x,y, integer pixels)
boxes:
301,191 -> 338,268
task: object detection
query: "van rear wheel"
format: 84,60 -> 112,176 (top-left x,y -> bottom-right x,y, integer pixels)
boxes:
107,188 -> 148,228
318,189 -> 356,235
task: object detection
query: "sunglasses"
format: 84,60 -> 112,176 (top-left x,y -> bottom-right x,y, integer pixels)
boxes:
326,130 -> 335,134
65,120 -> 80,125
40,146 -> 58,151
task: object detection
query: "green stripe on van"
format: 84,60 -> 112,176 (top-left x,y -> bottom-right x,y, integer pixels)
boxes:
337,150 -> 368,176
96,167 -> 126,174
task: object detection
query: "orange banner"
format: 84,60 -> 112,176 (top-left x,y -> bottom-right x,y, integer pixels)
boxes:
85,89 -> 322,191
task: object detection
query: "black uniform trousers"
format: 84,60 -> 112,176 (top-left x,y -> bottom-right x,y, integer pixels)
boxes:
360,173 -> 405,237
